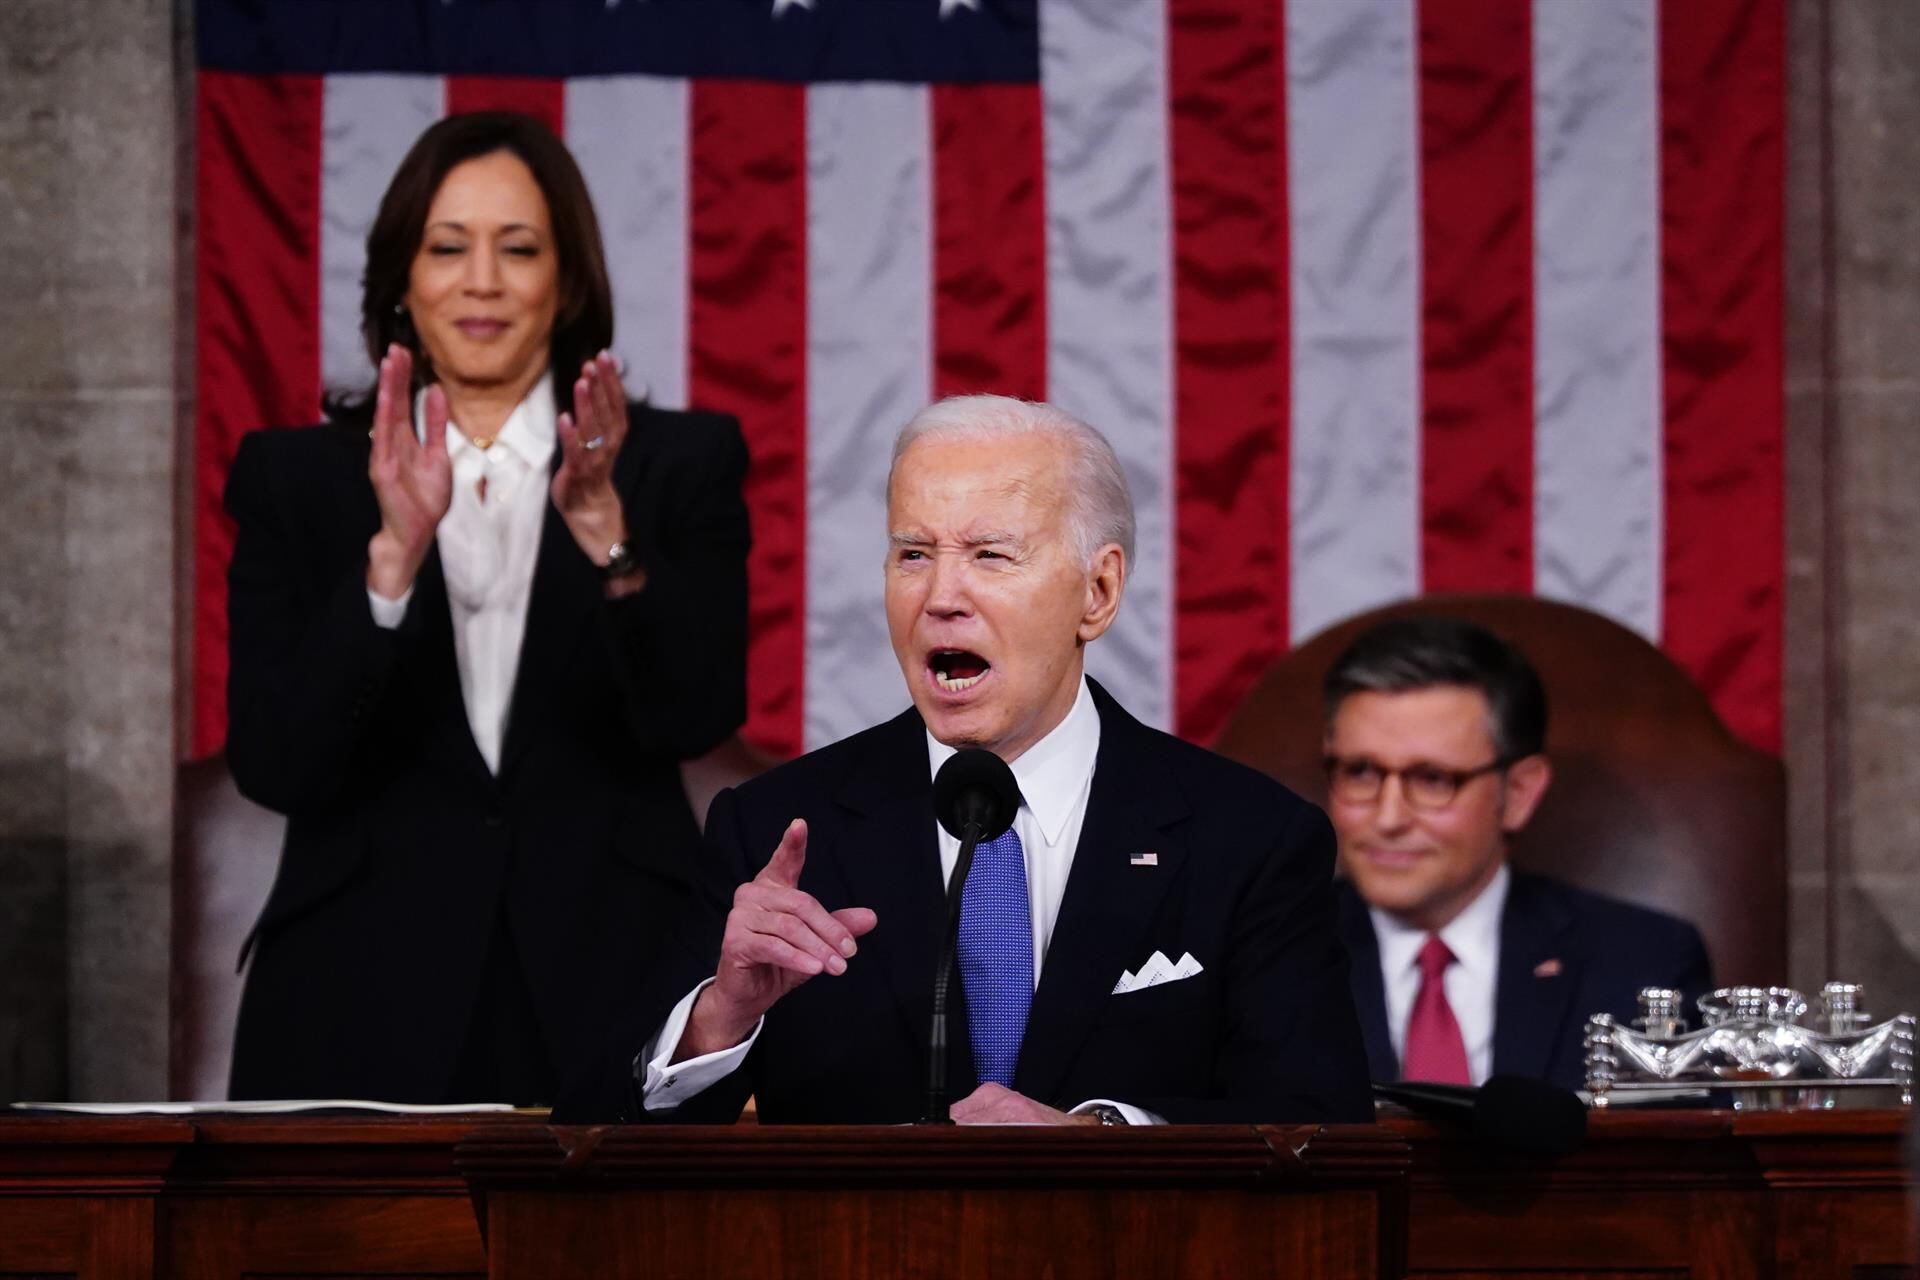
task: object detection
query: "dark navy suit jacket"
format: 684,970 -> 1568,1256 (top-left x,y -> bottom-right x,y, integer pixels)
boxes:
571,681 -> 1374,1124
1336,871 -> 1712,1093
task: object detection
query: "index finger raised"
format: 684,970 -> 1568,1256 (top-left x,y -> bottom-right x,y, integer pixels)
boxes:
758,818 -> 808,890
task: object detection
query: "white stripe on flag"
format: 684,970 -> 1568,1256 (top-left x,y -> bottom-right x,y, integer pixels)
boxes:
1532,0 -> 1663,638
1284,0 -> 1422,644
1041,0 -> 1174,730
803,84 -> 932,750
321,75 -> 442,398
567,77 -> 690,409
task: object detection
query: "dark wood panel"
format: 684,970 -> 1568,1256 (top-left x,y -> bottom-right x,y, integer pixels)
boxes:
1388,1108 -> 1914,1280
0,1109 -> 1912,1278
466,1124 -> 1409,1280
163,1195 -> 485,1277
489,1187 -> 1382,1280
1408,1274 -> 1684,1280
0,1197 -> 152,1280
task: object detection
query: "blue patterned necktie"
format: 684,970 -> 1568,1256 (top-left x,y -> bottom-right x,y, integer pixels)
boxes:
956,826 -> 1034,1088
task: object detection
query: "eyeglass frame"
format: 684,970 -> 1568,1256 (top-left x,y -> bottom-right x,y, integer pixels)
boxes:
1319,753 -> 1517,812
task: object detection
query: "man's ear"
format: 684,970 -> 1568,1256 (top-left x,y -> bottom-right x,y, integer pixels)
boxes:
1500,754 -> 1552,833
1076,544 -> 1126,644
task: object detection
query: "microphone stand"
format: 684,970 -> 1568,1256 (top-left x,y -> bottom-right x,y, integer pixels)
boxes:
921,818 -> 983,1124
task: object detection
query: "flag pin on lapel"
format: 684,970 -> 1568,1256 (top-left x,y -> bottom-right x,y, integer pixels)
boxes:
1129,852 -> 1159,867
1533,958 -> 1563,978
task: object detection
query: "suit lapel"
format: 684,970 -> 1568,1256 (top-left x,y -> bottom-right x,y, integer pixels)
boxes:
338,425 -> 490,788
1492,872 -> 1578,1080
1335,882 -> 1397,1081
1014,685 -> 1189,1105
405,545 -> 494,786
496,425 -> 647,781
826,709 -> 949,1050
496,496 -> 598,779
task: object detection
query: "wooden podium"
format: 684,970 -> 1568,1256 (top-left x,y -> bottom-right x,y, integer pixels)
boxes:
457,1123 -> 1410,1279
0,1110 -> 1912,1278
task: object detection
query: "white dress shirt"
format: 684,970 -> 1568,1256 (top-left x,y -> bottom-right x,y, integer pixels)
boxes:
1371,862 -> 1510,1087
367,375 -> 555,774
642,678 -> 1162,1123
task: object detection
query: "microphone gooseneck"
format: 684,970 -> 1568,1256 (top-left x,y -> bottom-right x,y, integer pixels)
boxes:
922,748 -> 1021,1124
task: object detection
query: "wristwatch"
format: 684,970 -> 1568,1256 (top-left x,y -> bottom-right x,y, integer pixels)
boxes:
600,540 -> 643,581
1085,1104 -> 1128,1127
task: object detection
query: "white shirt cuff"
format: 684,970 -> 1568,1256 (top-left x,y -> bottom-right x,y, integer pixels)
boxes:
367,586 -> 413,629
639,978 -> 762,1112
1068,1098 -> 1166,1127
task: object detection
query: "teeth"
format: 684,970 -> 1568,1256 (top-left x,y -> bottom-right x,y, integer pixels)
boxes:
934,670 -> 986,693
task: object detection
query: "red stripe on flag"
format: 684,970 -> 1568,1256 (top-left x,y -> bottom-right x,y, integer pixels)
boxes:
192,72 -> 325,758
689,81 -> 808,759
1169,0 -> 1291,744
445,77 -> 565,135
1659,0 -> 1785,752
1416,0 -> 1533,595
932,84 -> 1046,402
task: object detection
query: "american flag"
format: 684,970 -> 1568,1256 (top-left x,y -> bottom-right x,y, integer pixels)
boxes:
191,0 -> 1783,763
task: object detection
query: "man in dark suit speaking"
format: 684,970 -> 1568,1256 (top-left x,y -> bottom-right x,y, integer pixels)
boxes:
599,395 -> 1371,1125
1325,617 -> 1712,1094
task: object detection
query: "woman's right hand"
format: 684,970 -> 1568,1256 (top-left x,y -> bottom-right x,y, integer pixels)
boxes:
365,345 -> 451,600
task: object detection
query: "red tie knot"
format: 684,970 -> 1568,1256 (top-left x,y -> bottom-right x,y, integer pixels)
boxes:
1417,934 -> 1455,982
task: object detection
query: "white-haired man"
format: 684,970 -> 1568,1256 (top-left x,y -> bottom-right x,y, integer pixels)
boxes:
575,396 -> 1370,1125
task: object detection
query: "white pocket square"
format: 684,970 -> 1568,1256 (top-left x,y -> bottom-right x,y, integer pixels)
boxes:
1111,950 -> 1205,995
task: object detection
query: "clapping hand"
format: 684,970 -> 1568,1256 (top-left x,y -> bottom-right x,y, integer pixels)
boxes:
552,351 -> 634,576
676,820 -> 880,1060
366,344 -> 451,599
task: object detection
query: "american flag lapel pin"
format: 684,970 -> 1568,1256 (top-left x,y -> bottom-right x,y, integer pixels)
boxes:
1129,852 -> 1158,867
1533,958 -> 1563,979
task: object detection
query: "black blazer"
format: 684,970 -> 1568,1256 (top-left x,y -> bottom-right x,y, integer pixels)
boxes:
226,401 -> 748,1102
1336,871 -> 1713,1093
586,681 -> 1374,1125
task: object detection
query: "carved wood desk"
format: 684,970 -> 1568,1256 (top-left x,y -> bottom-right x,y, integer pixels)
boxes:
0,1109 -> 1911,1278
457,1122 -> 1409,1279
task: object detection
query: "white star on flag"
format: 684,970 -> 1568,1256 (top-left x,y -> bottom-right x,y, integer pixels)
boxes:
940,0 -> 981,14
772,0 -> 814,14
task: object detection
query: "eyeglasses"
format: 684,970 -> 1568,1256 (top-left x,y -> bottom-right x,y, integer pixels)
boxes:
1321,754 -> 1510,812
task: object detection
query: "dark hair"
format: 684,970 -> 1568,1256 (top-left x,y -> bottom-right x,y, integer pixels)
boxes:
328,111 -> 613,418
1321,616 -> 1548,761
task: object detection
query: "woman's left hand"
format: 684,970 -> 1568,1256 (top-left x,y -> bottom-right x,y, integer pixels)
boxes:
552,351 -> 641,591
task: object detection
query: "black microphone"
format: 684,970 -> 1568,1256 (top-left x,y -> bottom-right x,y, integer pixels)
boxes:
921,748 -> 1021,1123
1371,1075 -> 1588,1157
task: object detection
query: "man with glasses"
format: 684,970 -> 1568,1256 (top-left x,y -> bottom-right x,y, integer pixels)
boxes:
1323,617 -> 1711,1093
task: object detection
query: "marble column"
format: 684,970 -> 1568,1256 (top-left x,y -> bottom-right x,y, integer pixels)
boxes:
0,0 -> 181,1100
1785,0 -> 1920,1022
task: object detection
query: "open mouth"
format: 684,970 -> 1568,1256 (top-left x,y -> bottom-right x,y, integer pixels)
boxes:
928,649 -> 991,694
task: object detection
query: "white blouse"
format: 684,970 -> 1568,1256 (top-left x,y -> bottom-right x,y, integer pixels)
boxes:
367,374 -> 556,774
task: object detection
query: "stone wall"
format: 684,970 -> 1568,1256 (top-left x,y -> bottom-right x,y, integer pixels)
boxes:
1784,0 -> 1920,1024
0,0 -> 180,1100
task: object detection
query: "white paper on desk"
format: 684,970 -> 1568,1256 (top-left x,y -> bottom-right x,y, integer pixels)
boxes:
9,1100 -> 520,1116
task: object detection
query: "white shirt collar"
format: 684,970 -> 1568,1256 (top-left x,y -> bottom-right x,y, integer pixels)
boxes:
417,372 -> 557,470
923,676 -> 1100,847
1370,861 -> 1511,986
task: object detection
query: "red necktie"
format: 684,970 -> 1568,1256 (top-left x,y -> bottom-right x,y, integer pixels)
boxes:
1401,934 -> 1471,1085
